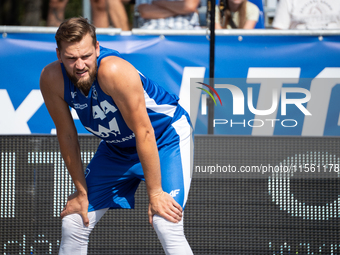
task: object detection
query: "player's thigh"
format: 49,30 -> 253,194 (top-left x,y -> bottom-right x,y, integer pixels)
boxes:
159,116 -> 192,208
85,142 -> 141,211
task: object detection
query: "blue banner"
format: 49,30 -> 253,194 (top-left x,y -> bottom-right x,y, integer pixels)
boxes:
0,33 -> 339,136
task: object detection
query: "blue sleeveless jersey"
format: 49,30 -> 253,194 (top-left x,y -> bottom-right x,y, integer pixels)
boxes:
62,47 -> 185,149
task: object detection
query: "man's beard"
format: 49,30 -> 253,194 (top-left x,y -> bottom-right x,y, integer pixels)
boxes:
66,62 -> 97,96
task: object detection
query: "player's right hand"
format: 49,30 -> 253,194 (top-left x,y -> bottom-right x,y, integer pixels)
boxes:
60,190 -> 90,227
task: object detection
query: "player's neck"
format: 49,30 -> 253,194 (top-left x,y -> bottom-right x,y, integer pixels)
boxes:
75,84 -> 92,97
80,87 -> 90,97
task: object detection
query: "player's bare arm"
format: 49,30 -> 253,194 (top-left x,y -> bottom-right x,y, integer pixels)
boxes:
97,56 -> 183,224
40,62 -> 90,226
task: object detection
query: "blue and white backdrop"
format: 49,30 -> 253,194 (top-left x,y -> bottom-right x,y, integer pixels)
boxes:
1,32 -> 340,136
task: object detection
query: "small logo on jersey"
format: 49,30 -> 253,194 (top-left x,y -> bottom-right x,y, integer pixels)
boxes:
74,103 -> 88,110
92,86 -> 98,100
84,168 -> 90,178
169,189 -> 180,198
71,92 -> 77,98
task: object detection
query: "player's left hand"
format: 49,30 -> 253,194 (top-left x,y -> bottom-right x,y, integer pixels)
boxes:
148,191 -> 183,227
60,190 -> 90,227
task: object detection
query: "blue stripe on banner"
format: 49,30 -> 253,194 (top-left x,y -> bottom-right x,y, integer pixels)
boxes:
1,34 -> 340,136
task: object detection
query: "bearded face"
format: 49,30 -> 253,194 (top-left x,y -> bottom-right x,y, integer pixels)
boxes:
65,61 -> 98,95
57,33 -> 100,96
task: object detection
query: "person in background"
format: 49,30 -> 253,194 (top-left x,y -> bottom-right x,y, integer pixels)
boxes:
215,0 -> 259,29
90,0 -> 131,30
89,0 -> 109,27
47,0 -> 131,30
47,0 -> 69,27
272,0 -> 340,29
107,0 -> 132,30
136,0 -> 200,29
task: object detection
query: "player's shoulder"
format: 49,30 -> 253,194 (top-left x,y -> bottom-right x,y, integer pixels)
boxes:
97,55 -> 141,95
40,60 -> 64,94
41,60 -> 63,83
98,55 -> 137,78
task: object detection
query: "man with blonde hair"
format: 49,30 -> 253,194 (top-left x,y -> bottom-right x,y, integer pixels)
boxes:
40,17 -> 194,254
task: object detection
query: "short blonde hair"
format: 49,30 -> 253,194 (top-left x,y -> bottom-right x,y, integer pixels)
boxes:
55,17 -> 97,50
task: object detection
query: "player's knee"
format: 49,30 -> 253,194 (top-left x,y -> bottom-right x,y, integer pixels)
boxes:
153,214 -> 185,240
153,215 -> 193,255
61,214 -> 91,244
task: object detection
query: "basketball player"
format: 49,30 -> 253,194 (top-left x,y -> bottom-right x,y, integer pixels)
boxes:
40,17 -> 193,255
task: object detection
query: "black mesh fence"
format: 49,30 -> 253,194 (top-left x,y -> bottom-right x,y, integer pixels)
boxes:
1,135 -> 340,254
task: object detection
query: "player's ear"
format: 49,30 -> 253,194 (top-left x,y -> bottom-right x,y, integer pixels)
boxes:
56,48 -> 62,63
95,41 -> 100,57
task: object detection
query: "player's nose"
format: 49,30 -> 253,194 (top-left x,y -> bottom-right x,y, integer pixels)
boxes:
75,58 -> 85,70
